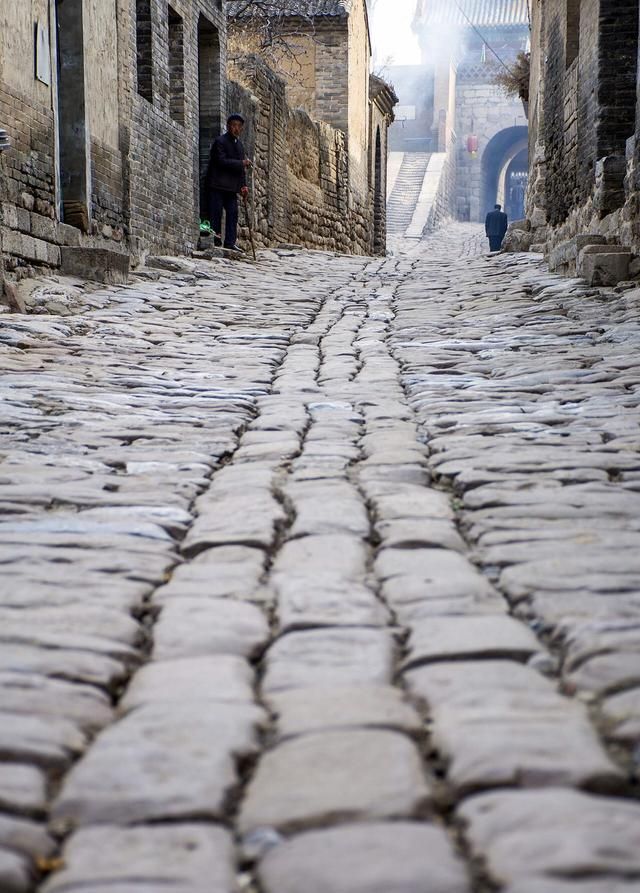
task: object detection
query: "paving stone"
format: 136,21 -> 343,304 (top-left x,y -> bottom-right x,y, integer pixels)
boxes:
262,628 -> 395,693
258,822 -> 470,893
0,712 -> 87,770
268,684 -> 423,739
52,702 -> 265,824
600,687 -> 640,743
404,615 -> 542,669
405,661 -> 622,794
566,652 -> 640,696
276,577 -> 389,631
459,788 -> 640,890
376,518 -> 466,552
155,544 -> 266,602
0,644 -> 129,691
0,814 -> 56,859
286,480 -> 369,537
0,672 -> 113,732
182,486 -> 285,553
120,655 -> 255,712
272,534 -> 367,580
0,764 -> 47,817
41,825 -> 236,893
239,730 -> 432,834
0,848 -> 32,893
151,598 -> 269,660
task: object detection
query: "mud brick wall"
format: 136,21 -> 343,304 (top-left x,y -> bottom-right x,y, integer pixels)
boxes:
228,54 -> 373,255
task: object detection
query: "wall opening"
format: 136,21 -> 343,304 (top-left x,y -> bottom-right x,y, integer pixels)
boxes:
55,0 -> 90,230
197,16 -> 221,218
566,0 -> 581,69
481,126 -> 528,219
373,126 -> 384,253
136,0 -> 153,102
168,6 -> 185,125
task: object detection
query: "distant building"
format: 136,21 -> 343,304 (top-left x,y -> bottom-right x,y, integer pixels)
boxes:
407,0 -> 529,222
227,0 -> 397,254
0,0 -> 226,284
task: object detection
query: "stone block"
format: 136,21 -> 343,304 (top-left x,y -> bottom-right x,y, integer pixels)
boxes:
47,243 -> 61,267
58,223 -> 81,246
42,825 -> 236,893
1,202 -> 18,229
60,247 -> 129,284
33,237 -> 48,263
258,823 -> 470,893
30,214 -> 56,242
529,206 -> 547,228
16,208 -> 31,233
238,730 -> 432,834
577,245 -> 631,286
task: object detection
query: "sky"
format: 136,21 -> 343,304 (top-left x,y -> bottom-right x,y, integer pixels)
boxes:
370,0 -> 422,70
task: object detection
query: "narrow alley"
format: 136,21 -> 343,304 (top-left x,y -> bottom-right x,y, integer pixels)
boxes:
1,224 -> 640,892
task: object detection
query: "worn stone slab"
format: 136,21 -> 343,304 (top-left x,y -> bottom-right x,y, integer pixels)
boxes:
459,788 -> 640,890
367,485 -> 454,520
600,687 -> 640,743
0,606 -> 141,657
239,730 -> 432,834
258,822 -> 470,893
182,488 -> 285,553
0,672 -> 113,733
151,598 -> 269,660
0,712 -> 87,770
286,480 -> 369,537
272,534 -> 368,580
376,518 -> 466,552
154,545 -> 266,601
566,652 -> 640,697
405,661 -> 622,794
0,764 -> 47,817
0,644 -> 129,691
378,548 -> 497,605
120,655 -> 255,712
41,825 -> 236,893
0,848 -> 32,893
276,578 -> 389,631
404,615 -> 542,670
0,814 -> 56,859
262,628 -> 394,693
53,702 -> 265,824
268,684 -> 423,740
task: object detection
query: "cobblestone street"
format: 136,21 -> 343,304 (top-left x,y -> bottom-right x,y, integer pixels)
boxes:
2,223 -> 640,892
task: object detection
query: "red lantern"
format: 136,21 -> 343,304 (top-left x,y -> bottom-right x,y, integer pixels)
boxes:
466,134 -> 478,155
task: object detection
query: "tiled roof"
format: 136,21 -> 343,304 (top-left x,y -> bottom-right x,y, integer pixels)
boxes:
227,0 -> 352,19
417,0 -> 530,28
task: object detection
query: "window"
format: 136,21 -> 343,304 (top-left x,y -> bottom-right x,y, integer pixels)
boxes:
566,0 -> 581,69
136,0 -> 153,101
168,6 -> 184,124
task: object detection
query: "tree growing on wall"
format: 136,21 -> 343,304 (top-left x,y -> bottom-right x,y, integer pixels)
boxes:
494,51 -> 530,104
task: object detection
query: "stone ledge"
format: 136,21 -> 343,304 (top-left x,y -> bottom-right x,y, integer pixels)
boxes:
60,247 -> 129,284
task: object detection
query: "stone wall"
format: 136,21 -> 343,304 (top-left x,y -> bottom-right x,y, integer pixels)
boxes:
0,0 -> 225,282
228,54 -> 374,255
526,0 -> 640,268
123,0 -> 226,260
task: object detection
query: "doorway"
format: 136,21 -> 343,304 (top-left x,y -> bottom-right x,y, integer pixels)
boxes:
197,16 -> 221,219
55,0 -> 90,230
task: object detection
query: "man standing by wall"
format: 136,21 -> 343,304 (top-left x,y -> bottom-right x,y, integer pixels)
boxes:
485,203 -> 508,252
205,114 -> 251,252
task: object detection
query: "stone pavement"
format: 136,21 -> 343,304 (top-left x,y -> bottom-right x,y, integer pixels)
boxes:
1,225 -> 640,892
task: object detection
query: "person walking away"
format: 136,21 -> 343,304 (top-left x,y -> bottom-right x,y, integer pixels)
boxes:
206,114 -> 251,252
485,203 -> 508,252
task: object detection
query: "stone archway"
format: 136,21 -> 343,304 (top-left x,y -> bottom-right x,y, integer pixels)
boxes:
481,126 -> 528,220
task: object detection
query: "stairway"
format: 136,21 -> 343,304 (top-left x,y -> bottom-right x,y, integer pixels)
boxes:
386,153 -> 432,236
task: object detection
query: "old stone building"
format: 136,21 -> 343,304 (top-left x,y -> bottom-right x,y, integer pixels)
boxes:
526,0 -> 640,283
227,0 -> 396,255
0,0 -> 226,286
411,0 -> 530,223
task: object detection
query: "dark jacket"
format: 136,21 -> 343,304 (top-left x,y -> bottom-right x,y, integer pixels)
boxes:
206,132 -> 247,194
485,209 -> 508,238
